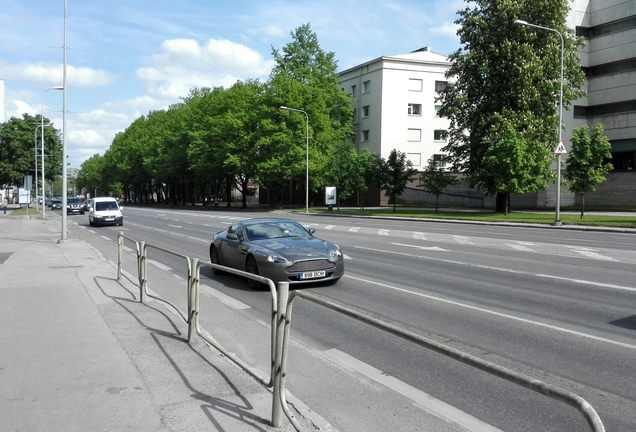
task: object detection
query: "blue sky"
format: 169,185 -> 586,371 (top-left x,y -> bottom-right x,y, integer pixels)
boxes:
1,0 -> 463,169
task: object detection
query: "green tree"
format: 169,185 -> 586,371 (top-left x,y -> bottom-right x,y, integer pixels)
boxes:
379,149 -> 418,213
419,156 -> 457,213
265,23 -> 354,205
356,148 -> 383,209
437,0 -> 585,212
564,123 -> 613,218
0,114 -> 62,189
324,141 -> 363,209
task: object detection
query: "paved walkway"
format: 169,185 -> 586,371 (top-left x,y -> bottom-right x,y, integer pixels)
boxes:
0,208 -> 300,431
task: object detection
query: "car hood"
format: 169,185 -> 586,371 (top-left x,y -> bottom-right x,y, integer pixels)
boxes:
253,237 -> 333,260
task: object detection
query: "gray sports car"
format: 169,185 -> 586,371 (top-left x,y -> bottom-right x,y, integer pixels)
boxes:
209,217 -> 344,288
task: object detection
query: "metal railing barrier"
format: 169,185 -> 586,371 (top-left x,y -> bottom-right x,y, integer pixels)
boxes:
277,283 -> 606,432
116,232 -> 286,427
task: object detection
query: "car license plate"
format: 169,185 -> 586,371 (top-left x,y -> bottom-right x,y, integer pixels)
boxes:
105,218 -> 114,221
299,270 -> 325,280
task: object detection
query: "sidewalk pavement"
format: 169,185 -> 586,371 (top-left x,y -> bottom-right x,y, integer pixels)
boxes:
0,210 -> 300,431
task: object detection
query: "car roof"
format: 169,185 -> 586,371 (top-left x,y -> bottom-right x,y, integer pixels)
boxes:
239,218 -> 296,225
91,197 -> 118,202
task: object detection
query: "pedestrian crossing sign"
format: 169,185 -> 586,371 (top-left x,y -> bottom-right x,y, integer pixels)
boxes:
554,140 -> 568,154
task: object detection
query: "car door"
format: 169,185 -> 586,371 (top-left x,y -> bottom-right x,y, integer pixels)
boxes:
221,224 -> 248,269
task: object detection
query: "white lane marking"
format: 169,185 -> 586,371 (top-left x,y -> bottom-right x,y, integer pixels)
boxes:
412,232 -> 427,240
349,227 -> 360,232
506,243 -> 537,253
452,235 -> 473,245
513,241 -> 537,246
168,224 -> 182,228
324,225 -> 336,230
200,285 -> 250,310
148,259 -> 172,271
392,243 -> 448,252
536,274 -> 636,292
344,273 -> 636,350
378,229 -> 389,236
568,247 -> 616,261
88,229 -> 96,234
188,236 -> 207,243
354,245 -> 635,292
343,254 -> 352,260
123,245 -> 133,252
100,235 -> 111,242
322,349 -> 503,432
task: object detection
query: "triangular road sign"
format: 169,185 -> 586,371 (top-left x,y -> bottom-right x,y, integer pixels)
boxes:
554,140 -> 568,154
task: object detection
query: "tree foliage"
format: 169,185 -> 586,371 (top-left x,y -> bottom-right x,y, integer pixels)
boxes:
419,156 -> 457,213
379,149 -> 418,213
75,24 -> 358,208
564,124 -> 613,218
437,0 -> 585,211
0,114 -> 62,194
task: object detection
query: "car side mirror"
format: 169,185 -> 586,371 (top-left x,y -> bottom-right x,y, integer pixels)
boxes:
227,233 -> 238,240
308,228 -> 316,235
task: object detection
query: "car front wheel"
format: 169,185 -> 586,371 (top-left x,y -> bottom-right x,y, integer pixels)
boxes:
245,256 -> 261,289
209,245 -> 224,275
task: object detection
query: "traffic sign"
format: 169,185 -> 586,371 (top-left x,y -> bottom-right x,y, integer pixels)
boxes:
554,140 -> 568,155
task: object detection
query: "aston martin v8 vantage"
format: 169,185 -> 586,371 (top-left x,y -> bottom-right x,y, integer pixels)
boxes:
209,218 -> 344,288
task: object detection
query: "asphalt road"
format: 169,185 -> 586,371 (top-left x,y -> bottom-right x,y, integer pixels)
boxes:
55,206 -> 636,432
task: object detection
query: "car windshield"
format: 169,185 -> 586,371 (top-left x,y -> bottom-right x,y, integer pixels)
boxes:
68,198 -> 81,204
244,221 -> 310,240
95,201 -> 118,211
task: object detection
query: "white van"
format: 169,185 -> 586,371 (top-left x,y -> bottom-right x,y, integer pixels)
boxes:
88,197 -> 123,227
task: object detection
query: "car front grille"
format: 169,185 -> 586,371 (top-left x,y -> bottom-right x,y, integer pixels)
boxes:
286,259 -> 335,273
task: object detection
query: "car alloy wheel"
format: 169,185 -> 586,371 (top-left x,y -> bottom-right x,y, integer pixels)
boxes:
209,245 -> 224,275
245,256 -> 260,289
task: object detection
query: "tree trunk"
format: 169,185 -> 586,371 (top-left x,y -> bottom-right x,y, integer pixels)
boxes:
580,192 -> 585,219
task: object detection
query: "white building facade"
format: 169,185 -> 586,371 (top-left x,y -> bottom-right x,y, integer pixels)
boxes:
339,47 -> 451,171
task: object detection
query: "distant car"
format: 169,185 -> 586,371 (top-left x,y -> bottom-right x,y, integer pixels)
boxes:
50,198 -> 62,210
66,197 -> 85,215
209,217 -> 344,289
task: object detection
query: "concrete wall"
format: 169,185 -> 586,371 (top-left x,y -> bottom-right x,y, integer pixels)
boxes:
573,171 -> 636,206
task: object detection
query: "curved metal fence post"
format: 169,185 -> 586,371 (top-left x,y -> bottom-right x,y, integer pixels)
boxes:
138,241 -> 147,303
188,258 -> 199,344
272,281 -> 289,428
117,232 -> 123,281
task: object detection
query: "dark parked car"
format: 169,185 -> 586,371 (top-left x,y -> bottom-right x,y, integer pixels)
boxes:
49,198 -> 62,210
209,217 -> 344,289
66,197 -> 85,215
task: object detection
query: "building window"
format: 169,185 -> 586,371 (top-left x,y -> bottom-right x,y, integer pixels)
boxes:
433,154 -> 447,168
435,81 -> 447,92
363,80 -> 371,93
435,105 -> 442,117
351,85 -> 357,97
362,105 -> 370,117
362,130 -> 369,141
408,78 -> 423,91
408,104 -> 421,116
407,129 -> 421,142
434,130 -> 447,141
407,153 -> 422,166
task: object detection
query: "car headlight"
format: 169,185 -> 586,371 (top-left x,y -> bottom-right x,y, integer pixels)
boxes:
267,255 -> 289,263
329,247 -> 342,259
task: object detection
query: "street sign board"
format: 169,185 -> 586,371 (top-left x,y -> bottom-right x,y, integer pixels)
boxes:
554,140 -> 568,155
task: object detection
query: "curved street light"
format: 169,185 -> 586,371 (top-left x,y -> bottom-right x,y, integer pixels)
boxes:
280,106 -> 309,214
514,19 -> 564,225
41,86 -> 63,219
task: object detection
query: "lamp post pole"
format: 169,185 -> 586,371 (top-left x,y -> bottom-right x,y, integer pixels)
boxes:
41,86 -> 63,219
514,19 -> 564,225
280,106 -> 309,214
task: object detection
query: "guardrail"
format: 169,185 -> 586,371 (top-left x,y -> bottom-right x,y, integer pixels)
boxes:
116,232 -> 606,432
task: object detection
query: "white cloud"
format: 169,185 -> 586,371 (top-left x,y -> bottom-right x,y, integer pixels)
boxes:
0,61 -> 115,87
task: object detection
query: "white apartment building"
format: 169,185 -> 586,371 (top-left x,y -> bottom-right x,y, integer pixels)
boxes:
339,0 -> 636,208
339,46 -> 451,170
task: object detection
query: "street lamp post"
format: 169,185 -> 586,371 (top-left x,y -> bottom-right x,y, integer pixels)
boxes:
280,106 -> 309,214
41,86 -> 63,219
514,19 -> 564,225
34,124 -> 51,212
